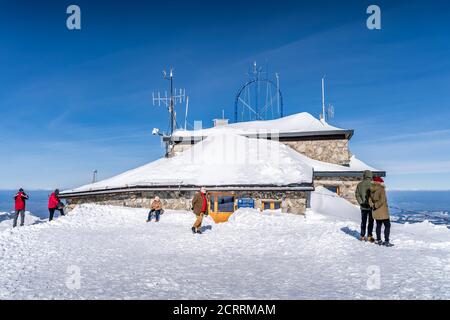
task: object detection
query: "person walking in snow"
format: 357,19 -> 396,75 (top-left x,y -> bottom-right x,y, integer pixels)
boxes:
355,170 -> 375,242
147,196 -> 163,222
13,188 -> 29,228
48,189 -> 65,221
191,187 -> 208,234
369,177 -> 393,247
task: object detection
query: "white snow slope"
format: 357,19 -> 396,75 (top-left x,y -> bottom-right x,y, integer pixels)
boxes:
1,188 -> 449,300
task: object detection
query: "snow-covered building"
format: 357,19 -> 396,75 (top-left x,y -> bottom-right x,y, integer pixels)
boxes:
60,112 -> 385,221
166,112 -> 385,202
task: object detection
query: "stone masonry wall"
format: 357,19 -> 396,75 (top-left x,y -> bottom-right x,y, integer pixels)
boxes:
283,139 -> 351,166
64,190 -> 309,215
314,176 -> 361,205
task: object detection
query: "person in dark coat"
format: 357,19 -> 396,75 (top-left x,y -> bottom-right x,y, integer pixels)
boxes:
369,177 -> 393,247
48,189 -> 65,221
191,187 -> 207,234
13,188 -> 29,228
355,170 -> 374,242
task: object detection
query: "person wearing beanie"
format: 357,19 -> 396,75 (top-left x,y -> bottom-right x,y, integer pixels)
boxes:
369,176 -> 393,247
355,170 -> 375,242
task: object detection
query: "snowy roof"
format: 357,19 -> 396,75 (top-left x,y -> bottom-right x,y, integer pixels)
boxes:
62,129 -> 382,195
62,133 -> 316,194
172,112 -> 349,139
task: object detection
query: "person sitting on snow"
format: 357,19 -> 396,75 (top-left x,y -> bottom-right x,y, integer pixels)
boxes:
13,188 -> 29,228
191,187 -> 208,234
48,189 -> 65,221
355,170 -> 375,242
369,177 -> 393,247
147,196 -> 163,222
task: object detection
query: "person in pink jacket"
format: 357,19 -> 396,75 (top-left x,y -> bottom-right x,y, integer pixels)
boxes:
48,189 -> 65,221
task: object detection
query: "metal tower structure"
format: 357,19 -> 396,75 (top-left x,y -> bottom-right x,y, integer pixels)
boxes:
234,62 -> 283,122
152,67 -> 187,156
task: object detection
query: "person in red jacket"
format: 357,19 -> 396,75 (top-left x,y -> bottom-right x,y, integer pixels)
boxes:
48,189 -> 65,221
13,188 -> 29,228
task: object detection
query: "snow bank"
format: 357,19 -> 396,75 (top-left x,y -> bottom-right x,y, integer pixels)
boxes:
173,112 -> 344,138
310,187 -> 450,245
310,186 -> 360,222
0,211 -> 42,232
63,133 -> 314,193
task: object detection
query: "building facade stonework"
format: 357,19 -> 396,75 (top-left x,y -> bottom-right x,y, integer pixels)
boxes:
283,139 -> 351,166
65,190 -> 309,215
313,176 -> 361,205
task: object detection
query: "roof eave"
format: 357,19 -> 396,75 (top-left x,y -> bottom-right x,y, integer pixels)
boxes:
60,183 -> 315,198
167,129 -> 354,142
314,171 -> 386,178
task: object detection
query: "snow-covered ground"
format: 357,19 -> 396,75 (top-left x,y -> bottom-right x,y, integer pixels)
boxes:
0,211 -> 42,232
0,188 -> 449,299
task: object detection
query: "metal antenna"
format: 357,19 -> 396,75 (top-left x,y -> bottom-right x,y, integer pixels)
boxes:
321,76 -> 326,123
152,67 -> 187,157
152,67 -> 186,136
184,95 -> 189,130
235,62 -> 283,122
327,104 -> 335,121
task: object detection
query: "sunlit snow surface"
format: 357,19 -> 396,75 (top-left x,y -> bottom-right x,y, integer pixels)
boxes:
0,187 -> 449,299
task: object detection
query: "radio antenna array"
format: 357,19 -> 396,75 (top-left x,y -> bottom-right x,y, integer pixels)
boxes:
152,67 -> 186,136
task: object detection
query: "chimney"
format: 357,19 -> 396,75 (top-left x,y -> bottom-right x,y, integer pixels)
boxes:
213,118 -> 229,127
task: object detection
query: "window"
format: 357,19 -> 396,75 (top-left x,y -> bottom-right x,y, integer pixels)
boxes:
208,192 -> 236,213
324,185 -> 340,195
217,196 -> 234,212
261,200 -> 282,211
208,192 -> 236,223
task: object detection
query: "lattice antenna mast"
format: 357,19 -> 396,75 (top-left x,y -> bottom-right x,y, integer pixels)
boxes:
152,68 -> 186,136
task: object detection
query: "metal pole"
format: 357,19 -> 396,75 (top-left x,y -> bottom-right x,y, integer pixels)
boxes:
170,68 -> 174,135
184,96 -> 189,130
276,73 -> 281,117
322,76 -> 326,122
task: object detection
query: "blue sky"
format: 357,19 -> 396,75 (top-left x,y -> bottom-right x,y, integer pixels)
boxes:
0,0 -> 449,190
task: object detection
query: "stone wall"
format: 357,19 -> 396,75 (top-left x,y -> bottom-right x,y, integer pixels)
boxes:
282,139 -> 351,166
314,176 -> 361,205
171,138 -> 352,165
64,190 -> 309,215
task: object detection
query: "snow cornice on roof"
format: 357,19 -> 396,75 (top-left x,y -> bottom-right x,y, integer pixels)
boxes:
170,112 -> 353,142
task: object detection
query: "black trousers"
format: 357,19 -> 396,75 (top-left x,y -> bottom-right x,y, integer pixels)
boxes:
360,209 -> 374,237
376,219 -> 391,242
49,208 -> 65,221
